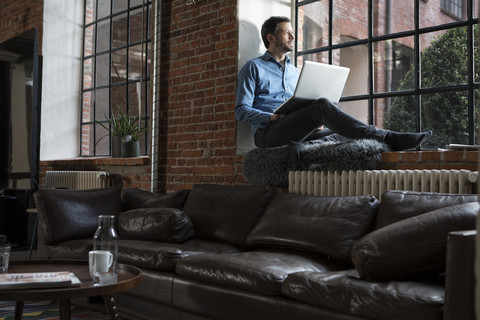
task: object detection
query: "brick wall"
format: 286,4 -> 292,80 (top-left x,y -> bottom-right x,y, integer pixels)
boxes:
157,0 -> 244,191
0,0 -> 44,53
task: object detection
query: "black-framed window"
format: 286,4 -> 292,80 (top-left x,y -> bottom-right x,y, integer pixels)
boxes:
295,0 -> 479,150
81,0 -> 152,156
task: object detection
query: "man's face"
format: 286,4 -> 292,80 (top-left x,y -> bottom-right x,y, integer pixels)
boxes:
270,22 -> 295,53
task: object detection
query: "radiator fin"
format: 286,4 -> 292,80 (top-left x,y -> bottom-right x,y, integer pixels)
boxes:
45,171 -> 112,190
289,169 -> 477,199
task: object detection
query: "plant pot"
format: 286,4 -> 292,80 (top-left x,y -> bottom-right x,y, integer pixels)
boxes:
111,136 -> 122,158
121,140 -> 140,158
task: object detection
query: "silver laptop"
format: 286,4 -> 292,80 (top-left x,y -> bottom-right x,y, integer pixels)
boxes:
274,60 -> 350,115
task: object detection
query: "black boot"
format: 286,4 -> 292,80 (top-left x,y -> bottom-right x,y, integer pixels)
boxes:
384,130 -> 432,151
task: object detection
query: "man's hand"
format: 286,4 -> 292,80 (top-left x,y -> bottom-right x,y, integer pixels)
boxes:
270,114 -> 285,122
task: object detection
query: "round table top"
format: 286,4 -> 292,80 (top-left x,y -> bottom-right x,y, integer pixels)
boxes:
0,260 -> 143,301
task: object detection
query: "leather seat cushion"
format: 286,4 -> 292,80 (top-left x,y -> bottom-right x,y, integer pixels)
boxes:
281,270 -> 444,320
121,188 -> 191,211
247,193 -> 379,264
117,239 -> 243,271
175,250 -> 343,295
183,184 -> 277,246
351,202 -> 479,281
118,208 -> 194,242
376,190 -> 478,229
34,187 -> 122,245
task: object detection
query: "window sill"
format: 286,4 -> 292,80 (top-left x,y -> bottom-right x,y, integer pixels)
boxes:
40,156 -> 150,166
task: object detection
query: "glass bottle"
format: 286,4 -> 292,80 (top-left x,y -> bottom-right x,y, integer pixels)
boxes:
92,215 -> 118,284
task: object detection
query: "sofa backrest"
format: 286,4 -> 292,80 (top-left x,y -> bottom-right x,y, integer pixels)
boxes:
121,188 -> 191,211
247,192 -> 380,264
376,190 -> 478,229
183,184 -> 277,247
34,187 -> 122,245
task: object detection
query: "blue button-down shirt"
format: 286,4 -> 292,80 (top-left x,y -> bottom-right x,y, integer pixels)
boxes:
235,51 -> 300,135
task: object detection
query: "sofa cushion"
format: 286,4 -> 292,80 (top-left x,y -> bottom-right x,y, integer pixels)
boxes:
118,208 -> 194,243
247,193 -> 379,264
175,250 -> 342,295
351,202 -> 479,281
376,190 -> 477,229
117,239 -> 243,271
121,188 -> 191,211
281,270 -> 444,320
182,184 -> 277,246
34,187 -> 122,245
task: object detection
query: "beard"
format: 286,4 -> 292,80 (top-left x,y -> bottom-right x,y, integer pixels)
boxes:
275,41 -> 294,54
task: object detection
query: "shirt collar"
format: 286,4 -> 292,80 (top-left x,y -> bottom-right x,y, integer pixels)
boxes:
262,51 -> 291,64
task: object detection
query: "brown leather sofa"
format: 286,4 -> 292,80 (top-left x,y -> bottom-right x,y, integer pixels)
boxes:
33,184 -> 478,320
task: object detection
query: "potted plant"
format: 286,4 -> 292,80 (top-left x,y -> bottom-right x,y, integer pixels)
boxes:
96,106 -> 146,158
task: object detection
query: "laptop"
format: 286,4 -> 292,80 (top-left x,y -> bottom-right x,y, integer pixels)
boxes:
274,61 -> 350,115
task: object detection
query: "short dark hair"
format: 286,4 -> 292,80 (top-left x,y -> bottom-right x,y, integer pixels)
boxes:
261,16 -> 291,49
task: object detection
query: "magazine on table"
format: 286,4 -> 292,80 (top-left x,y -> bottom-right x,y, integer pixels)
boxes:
0,271 -> 81,289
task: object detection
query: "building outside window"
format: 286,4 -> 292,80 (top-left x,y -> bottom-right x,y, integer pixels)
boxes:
295,0 -> 479,150
441,0 -> 464,19
81,0 -> 152,156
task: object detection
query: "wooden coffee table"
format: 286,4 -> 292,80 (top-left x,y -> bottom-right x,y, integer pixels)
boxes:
0,260 -> 142,320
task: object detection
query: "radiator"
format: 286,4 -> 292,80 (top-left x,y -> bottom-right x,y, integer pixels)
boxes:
289,169 -> 478,199
45,171 -> 112,190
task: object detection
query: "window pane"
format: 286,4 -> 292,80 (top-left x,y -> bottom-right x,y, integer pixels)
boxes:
82,123 -> 94,156
113,0 -> 128,13
96,53 -> 110,86
97,19 -> 110,52
85,0 -> 96,22
83,58 -> 94,89
95,88 -> 110,120
131,0 -> 145,7
475,0 -> 479,19
297,1 -> 329,52
297,52 -> 328,66
112,48 -> 127,83
374,37 -> 415,93
130,8 -> 145,44
421,91 -> 470,149
374,97 -> 392,129
420,27 -> 468,89
95,122 -> 110,155
82,91 -> 93,122
97,0 -> 111,19
112,85 -> 127,110
112,13 -> 128,48
334,1 -> 367,41
422,0 -> 463,28
339,100 -> 369,127
129,44 -> 143,80
84,24 -> 95,57
383,94 -> 416,132
375,1 -> 414,35
128,83 -> 142,116
338,44 -> 368,96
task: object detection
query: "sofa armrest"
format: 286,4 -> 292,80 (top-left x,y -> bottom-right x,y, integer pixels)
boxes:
444,230 -> 476,320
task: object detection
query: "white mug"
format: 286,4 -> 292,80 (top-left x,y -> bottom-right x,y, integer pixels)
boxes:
89,250 -> 113,276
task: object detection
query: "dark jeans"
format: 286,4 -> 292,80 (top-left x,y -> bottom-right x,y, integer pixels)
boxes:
254,98 -> 387,148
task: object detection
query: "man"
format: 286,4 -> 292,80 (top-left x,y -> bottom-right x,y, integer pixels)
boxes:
235,16 -> 432,159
